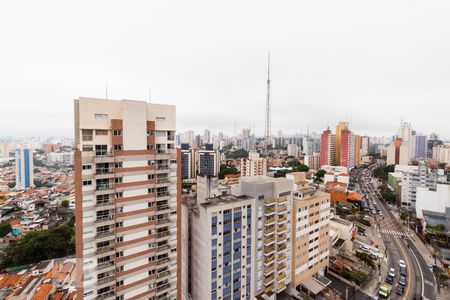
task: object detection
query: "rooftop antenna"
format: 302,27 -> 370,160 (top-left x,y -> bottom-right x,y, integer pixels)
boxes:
105,82 -> 108,100
264,51 -> 271,140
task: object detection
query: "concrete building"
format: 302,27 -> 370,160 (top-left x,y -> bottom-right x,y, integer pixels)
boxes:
15,145 -> 34,190
287,144 -> 299,158
414,135 -> 428,159
302,136 -> 314,156
401,161 -> 437,210
180,143 -> 195,180
198,144 -> 220,177
240,151 -> 267,177
387,139 -> 403,165
204,129 -> 211,144
304,153 -> 320,171
361,136 -> 370,156
46,151 -> 74,165
354,135 -> 361,167
74,97 -> 178,300
340,129 -> 355,169
190,194 -> 255,300
416,183 -> 450,219
433,144 -> 450,165
287,173 -> 330,296
232,176 -> 293,298
334,122 -> 348,166
320,129 -> 335,167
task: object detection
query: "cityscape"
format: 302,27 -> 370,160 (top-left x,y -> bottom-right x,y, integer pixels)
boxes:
1,1 -> 450,300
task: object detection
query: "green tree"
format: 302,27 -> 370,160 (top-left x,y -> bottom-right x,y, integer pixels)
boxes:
218,164 -> 239,180
314,169 -> 326,182
226,149 -> 249,159
61,199 -> 69,208
0,221 -> 11,237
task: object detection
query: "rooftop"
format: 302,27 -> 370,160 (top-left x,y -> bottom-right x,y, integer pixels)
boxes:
201,194 -> 252,207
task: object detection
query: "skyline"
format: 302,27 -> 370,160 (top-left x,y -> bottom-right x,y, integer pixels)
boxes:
1,1 -> 450,139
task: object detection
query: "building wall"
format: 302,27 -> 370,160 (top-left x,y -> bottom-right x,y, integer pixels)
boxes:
416,184 -> 450,219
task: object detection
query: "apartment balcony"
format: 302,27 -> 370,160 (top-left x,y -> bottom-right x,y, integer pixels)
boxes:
156,283 -> 171,293
264,284 -> 274,294
95,231 -> 115,239
277,215 -> 288,224
264,246 -> 276,256
275,282 -> 286,292
156,217 -> 171,227
95,215 -> 114,224
156,205 -> 171,214
264,255 -> 275,265
156,244 -> 171,254
95,201 -> 115,209
277,206 -> 287,214
264,275 -> 275,285
277,234 -> 287,243
95,168 -> 114,175
96,184 -> 114,192
277,197 -> 288,204
277,253 -> 287,262
264,226 -> 275,235
156,178 -> 170,186
97,290 -> 115,300
156,231 -> 171,242
156,270 -> 171,281
277,244 -> 287,252
277,262 -> 287,271
264,216 -> 275,225
264,198 -> 276,206
264,236 -> 275,246
264,264 -> 275,275
156,164 -> 169,171
97,275 -> 115,286
97,260 -> 115,271
156,192 -> 170,199
264,208 -> 276,216
96,244 -> 115,255
94,154 -> 114,163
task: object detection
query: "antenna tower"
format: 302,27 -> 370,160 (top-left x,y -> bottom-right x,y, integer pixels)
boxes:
264,51 -> 271,139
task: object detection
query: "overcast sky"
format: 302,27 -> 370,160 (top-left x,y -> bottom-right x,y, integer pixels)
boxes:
0,0 -> 449,139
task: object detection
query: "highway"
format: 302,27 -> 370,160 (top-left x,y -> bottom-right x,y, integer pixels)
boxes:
353,164 -> 436,300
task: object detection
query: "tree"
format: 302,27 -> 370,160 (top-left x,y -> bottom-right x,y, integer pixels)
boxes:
314,170 -> 326,182
226,149 -> 249,159
0,221 -> 11,237
61,199 -> 69,208
355,251 -> 375,268
218,164 -> 239,180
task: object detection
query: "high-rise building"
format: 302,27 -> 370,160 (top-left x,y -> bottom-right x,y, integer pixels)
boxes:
287,173 -> 330,294
320,129 -> 335,167
204,129 -> 211,144
194,134 -> 203,149
361,136 -> 370,156
74,98 -> 178,300
302,136 -> 314,156
340,129 -> 355,169
240,151 -> 267,177
354,134 -> 361,166
287,144 -> 299,157
433,145 -> 450,165
398,121 -> 412,142
198,144 -> 220,177
15,145 -> 34,190
335,122 -> 348,165
387,138 -> 403,165
304,153 -> 320,171
401,161 -> 437,210
190,194 -> 255,300
414,135 -> 427,159
180,143 -> 195,180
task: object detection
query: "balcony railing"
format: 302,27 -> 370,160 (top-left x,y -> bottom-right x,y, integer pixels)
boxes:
97,290 -> 115,300
265,208 -> 276,215
277,206 -> 287,213
264,198 -> 276,206
278,253 -> 287,261
96,231 -> 114,239
157,165 -> 169,170
96,245 -> 115,255
157,192 -> 170,198
157,178 -> 170,184
156,231 -> 171,239
264,264 -> 275,274
156,283 -> 171,292
156,150 -> 167,154
156,245 -> 171,253
278,216 -> 288,223
264,236 -> 275,245
157,205 -> 170,211
156,218 -> 170,225
156,270 -> 171,279
95,215 -> 114,224
264,285 -> 274,294
265,227 -> 275,235
264,247 -> 275,255
96,168 -> 114,175
95,201 -> 114,207
97,275 -> 115,286
97,260 -> 115,270
156,257 -> 170,266
277,197 -> 287,203
96,184 -> 113,191
265,217 -> 275,224
277,244 -> 287,252
264,275 -> 275,284
276,272 -> 286,281
264,256 -> 275,264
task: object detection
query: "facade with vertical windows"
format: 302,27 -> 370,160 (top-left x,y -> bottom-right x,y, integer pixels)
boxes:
190,195 -> 255,300
15,145 -> 34,190
198,144 -> 219,177
74,98 -> 178,300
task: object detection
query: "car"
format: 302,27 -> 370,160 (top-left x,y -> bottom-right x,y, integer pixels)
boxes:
400,266 -> 407,276
360,245 -> 371,252
388,268 -> 395,277
414,294 -> 423,300
396,285 -> 405,295
399,259 -> 406,268
379,212 -> 383,216
399,275 -> 407,286
371,296 -> 380,300
385,275 -> 394,284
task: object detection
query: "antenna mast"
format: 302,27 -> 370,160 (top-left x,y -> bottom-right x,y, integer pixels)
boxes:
265,51 -> 271,139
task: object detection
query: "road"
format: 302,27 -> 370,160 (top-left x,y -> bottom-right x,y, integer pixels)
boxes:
353,164 -> 436,300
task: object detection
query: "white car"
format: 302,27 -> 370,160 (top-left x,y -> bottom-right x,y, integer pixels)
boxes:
399,260 -> 406,268
388,268 -> 395,277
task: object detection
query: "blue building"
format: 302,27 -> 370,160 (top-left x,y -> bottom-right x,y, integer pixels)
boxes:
15,145 -> 34,190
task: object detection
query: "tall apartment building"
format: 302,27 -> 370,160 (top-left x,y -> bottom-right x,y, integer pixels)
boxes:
74,98 -> 178,300
190,195 -> 255,300
287,144 -> 299,157
320,129 -> 335,167
334,122 -> 348,166
433,144 -> 450,165
198,144 -> 220,177
401,161 -> 437,210
240,151 -> 267,177
340,129 -> 355,169
354,135 -> 361,167
180,144 -> 195,180
387,138 -> 403,165
286,173 -> 330,295
232,176 -> 293,298
414,135 -> 427,159
15,145 -> 34,190
361,136 -> 370,156
304,153 -> 320,171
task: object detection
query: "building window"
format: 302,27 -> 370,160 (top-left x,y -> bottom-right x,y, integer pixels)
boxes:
116,222 -> 123,228
116,280 -> 124,286
82,164 -> 92,170
156,117 -> 166,122
148,174 -> 154,180
95,113 -> 108,120
82,180 -> 92,186
82,145 -> 93,151
96,130 -> 108,136
147,144 -> 154,150
115,192 -> 123,198
148,160 -> 155,166
113,129 -> 122,136
116,236 -> 123,243
114,162 -> 123,168
114,144 -> 123,151
116,251 -> 123,257
95,145 -> 108,156
115,177 -> 123,183
82,129 -> 93,141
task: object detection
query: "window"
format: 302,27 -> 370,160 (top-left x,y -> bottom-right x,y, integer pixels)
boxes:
82,129 -> 93,141
113,129 -> 122,136
156,117 -> 166,122
115,177 -> 123,183
116,280 -> 124,286
115,192 -> 123,198
116,222 -> 123,228
96,130 -> 108,136
147,144 -> 154,150
83,180 -> 92,186
116,266 -> 124,272
82,145 -> 93,151
148,160 -> 155,166
116,236 -> 123,243
148,188 -> 154,194
95,113 -> 108,120
95,145 -> 108,156
114,162 -> 123,168
116,251 -> 123,258
114,144 -> 123,151
116,207 -> 123,213
147,130 -> 154,137
82,164 -> 92,170
148,174 -> 154,180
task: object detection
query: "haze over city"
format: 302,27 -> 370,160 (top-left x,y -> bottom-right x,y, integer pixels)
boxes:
1,0 -> 450,138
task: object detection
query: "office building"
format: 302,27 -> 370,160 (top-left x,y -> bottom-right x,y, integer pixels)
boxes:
74,98 -> 178,300
198,144 -> 220,177
304,153 -> 320,171
414,135 -> 427,159
232,176 -> 293,298
15,145 -> 34,190
287,144 -> 299,157
287,173 -> 330,295
190,195 -> 255,300
180,143 -> 195,180
386,138 -> 403,165
401,161 -> 437,210
240,151 -> 267,177
204,129 -> 211,144
320,129 -> 335,167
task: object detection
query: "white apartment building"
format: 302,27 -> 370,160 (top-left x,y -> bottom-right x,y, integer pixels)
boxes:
415,183 -> 450,219
232,176 -> 293,298
74,98 -> 178,300
47,151 -> 74,165
401,161 -> 437,211
304,153 -> 320,171
433,144 -> 450,165
190,195 -> 256,300
287,144 -> 299,158
240,151 -> 267,177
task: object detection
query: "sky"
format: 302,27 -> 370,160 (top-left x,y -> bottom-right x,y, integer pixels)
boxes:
0,0 -> 449,139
